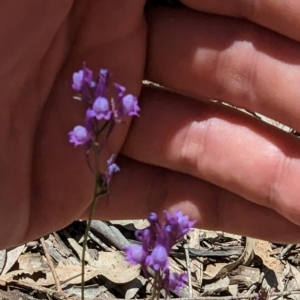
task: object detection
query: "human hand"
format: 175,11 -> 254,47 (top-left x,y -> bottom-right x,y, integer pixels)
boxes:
1,0 -> 300,249
0,0 -> 146,249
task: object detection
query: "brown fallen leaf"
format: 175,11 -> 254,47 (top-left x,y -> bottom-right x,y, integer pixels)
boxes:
203,237 -> 255,280
254,240 -> 284,272
1,251 -> 140,286
1,245 -> 25,276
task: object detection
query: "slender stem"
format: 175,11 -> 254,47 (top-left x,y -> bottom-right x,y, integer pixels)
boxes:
81,148 -> 100,300
149,273 -> 158,300
153,271 -> 161,300
157,272 -> 162,300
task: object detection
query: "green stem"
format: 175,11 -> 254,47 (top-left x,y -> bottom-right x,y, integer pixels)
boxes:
81,148 -> 100,300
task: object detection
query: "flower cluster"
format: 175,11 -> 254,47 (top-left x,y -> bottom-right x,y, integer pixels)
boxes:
69,64 -> 140,148
68,64 -> 140,187
124,211 -> 196,295
69,64 -> 140,300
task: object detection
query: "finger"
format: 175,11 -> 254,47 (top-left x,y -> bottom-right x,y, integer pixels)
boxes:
23,1 -> 146,249
180,0 -> 300,42
146,7 -> 300,131
88,155 -> 300,244
0,0 -> 74,249
122,86 -> 300,226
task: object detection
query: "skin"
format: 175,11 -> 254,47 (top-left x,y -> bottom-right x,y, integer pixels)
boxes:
1,0 -> 300,249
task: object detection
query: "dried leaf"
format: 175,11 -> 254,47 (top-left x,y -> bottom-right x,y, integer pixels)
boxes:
110,219 -> 149,231
200,230 -> 219,239
203,263 -> 228,280
283,263 -> 300,300
254,240 -> 284,272
18,252 -> 46,271
124,277 -> 146,299
93,251 -> 140,283
65,284 -> 107,299
228,284 -> 238,296
0,250 -> 6,275
200,230 -> 241,241
203,237 -> 255,280
2,251 -> 140,285
202,276 -> 230,296
189,229 -> 203,291
1,245 -> 25,275
261,265 -> 283,292
230,266 -> 260,287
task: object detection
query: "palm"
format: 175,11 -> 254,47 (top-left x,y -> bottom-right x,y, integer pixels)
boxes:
0,0 -> 146,248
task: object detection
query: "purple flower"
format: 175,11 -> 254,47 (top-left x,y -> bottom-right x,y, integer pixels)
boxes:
105,154 -> 120,184
145,223 -> 170,272
166,272 -> 188,292
72,66 -> 93,92
114,84 -> 140,118
121,94 -> 140,116
124,244 -> 146,265
146,244 -> 169,271
124,211 -> 195,295
88,96 -> 112,120
164,210 -> 196,241
148,212 -> 158,224
68,125 -> 91,146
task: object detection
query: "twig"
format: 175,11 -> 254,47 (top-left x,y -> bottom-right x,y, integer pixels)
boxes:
40,237 -> 62,292
183,236 -> 192,298
186,247 -> 244,257
197,256 -> 204,289
90,220 -> 131,250
244,284 -> 258,296
88,230 -> 112,252
279,244 -> 295,260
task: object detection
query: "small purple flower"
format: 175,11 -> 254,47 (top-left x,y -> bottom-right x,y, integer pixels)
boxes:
121,94 -> 140,116
166,272 -> 188,292
164,210 -> 196,241
124,211 -> 195,295
146,225 -> 170,272
114,84 -> 140,118
146,244 -> 169,271
68,125 -> 91,146
124,244 -> 145,265
148,212 -> 158,224
88,96 -> 112,120
72,66 -> 93,92
105,154 -> 120,184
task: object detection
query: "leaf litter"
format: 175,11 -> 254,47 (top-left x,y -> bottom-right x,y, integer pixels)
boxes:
0,219 -> 300,300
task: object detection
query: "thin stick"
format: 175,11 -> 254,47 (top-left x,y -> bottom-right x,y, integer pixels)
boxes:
279,244 -> 294,260
183,236 -> 192,298
40,237 -> 62,292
